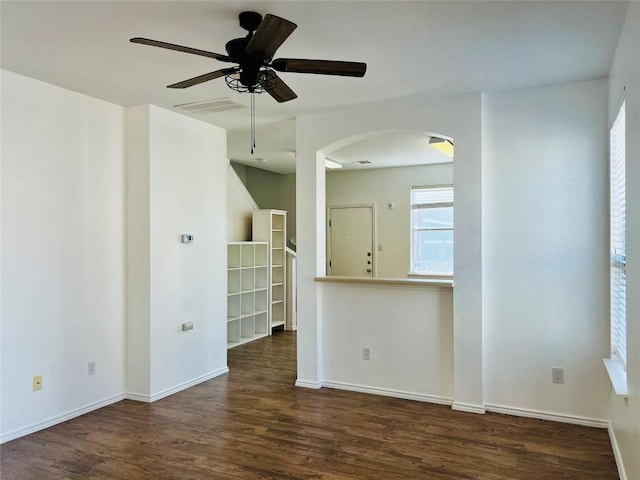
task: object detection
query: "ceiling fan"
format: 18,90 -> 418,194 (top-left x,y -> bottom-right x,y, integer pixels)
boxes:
130,11 -> 367,103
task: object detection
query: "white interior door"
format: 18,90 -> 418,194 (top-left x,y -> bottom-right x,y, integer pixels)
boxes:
328,206 -> 374,277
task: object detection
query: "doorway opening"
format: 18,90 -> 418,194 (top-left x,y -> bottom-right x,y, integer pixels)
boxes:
321,130 -> 454,279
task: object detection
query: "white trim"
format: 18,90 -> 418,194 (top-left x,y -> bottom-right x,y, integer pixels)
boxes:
124,392 -> 152,403
295,379 -> 322,389
484,403 -> 608,428
608,421 -> 629,480
0,393 -> 125,444
322,381 -> 452,405
452,402 -> 486,414
603,358 -> 628,395
126,367 -> 230,403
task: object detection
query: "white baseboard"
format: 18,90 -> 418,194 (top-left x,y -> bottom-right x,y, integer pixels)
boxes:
295,379 -> 322,389
321,381 -> 453,405
124,391 -> 152,403
484,403 -> 608,428
608,421 -> 628,480
1,367 -> 231,444
452,402 -> 486,414
126,367 -> 230,403
0,393 -> 125,444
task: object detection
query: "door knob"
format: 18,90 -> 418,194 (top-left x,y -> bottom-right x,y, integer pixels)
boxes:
366,268 -> 372,273
367,252 -> 371,256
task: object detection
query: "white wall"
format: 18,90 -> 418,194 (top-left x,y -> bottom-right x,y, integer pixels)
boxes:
126,105 -> 228,400
326,164 -> 453,278
296,93 -> 484,411
243,166 -> 297,246
298,79 -> 618,425
482,79 -> 610,423
321,283 -> 453,402
227,165 -> 257,242
1,71 -> 126,441
608,2 -> 640,478
1,75 -> 229,441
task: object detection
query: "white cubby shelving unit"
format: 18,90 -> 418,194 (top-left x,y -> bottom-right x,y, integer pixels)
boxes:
252,209 -> 287,331
227,242 -> 269,348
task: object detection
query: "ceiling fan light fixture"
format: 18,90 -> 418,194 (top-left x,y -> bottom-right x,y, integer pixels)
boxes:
224,68 -> 276,93
429,137 -> 454,158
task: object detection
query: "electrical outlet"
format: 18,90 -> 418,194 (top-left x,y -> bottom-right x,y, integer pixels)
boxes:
88,362 -> 96,376
362,347 -> 371,361
552,367 -> 564,384
33,375 -> 42,391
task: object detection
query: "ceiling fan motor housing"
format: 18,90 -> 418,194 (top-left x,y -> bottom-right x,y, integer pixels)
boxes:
239,11 -> 262,32
225,37 -> 268,88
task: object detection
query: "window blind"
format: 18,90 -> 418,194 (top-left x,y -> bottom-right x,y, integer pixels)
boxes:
411,186 -> 454,208
610,102 -> 626,368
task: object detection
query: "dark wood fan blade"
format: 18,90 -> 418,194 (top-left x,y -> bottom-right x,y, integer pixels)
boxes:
271,58 -> 367,77
245,14 -> 297,59
130,37 -> 233,62
262,72 -> 297,103
167,68 -> 238,89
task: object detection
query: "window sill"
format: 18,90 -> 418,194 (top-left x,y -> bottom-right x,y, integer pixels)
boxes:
603,358 -> 628,396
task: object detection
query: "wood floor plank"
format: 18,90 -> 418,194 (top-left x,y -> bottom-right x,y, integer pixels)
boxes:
1,331 -> 618,479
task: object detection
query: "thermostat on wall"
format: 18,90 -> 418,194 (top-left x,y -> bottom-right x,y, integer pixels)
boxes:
181,234 -> 194,244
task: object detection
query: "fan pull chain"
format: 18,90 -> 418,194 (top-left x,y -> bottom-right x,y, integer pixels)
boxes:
250,91 -> 256,155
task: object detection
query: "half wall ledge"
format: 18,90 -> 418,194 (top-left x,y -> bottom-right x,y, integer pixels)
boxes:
314,276 -> 453,288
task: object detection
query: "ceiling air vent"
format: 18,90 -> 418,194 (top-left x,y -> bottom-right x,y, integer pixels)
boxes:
175,97 -> 248,114
353,160 -> 372,165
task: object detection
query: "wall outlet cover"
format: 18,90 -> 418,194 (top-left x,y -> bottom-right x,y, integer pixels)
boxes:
182,322 -> 194,331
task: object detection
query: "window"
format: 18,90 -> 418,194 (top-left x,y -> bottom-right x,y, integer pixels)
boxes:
410,186 -> 453,275
610,101 -> 626,369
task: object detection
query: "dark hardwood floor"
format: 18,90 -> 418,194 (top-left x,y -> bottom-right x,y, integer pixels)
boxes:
1,331 -> 618,479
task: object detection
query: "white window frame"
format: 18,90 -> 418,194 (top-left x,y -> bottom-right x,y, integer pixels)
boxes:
604,99 -> 627,396
409,185 -> 454,277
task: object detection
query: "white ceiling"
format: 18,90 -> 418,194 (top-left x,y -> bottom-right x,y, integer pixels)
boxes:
1,1 -> 627,173
328,132 -> 453,170
229,127 -> 452,174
